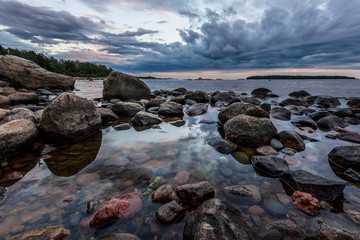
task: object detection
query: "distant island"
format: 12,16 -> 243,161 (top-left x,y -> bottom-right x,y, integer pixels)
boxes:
247,75 -> 356,79
137,76 -> 173,80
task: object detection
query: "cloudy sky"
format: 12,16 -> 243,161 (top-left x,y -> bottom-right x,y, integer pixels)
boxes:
1,0 -> 359,78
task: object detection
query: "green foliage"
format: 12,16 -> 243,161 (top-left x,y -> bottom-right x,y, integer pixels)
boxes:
246,75 -> 355,79
0,45 -> 113,78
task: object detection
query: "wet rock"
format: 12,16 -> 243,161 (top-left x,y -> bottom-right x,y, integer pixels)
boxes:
173,87 -> 187,94
307,222 -> 356,240
151,184 -> 179,203
267,220 -> 305,238
343,168 -> 360,183
333,108 -> 353,118
291,116 -> 318,130
9,226 -> 69,240
328,145 -> 360,171
251,156 -> 289,177
114,123 -> 132,131
96,233 -> 140,240
103,72 -> 150,100
289,90 -> 311,98
89,192 -> 142,228
158,102 -> 184,117
243,97 -> 261,105
87,200 -> 97,213
146,98 -> 166,109
155,200 -> 186,225
207,137 -> 237,154
0,95 -> 10,106
183,198 -> 250,240
260,229 -> 284,240
345,117 -> 360,125
271,107 -> 291,120
130,111 -> 163,127
37,88 -> 53,95
210,91 -> 237,105
283,156 -> 299,165
278,131 -> 305,151
224,115 -> 277,147
0,107 -> 37,125
147,106 -> 159,113
270,139 -> 284,150
0,55 -> 74,90
309,111 -> 332,121
316,115 -> 349,130
280,170 -> 346,201
171,120 -> 186,127
260,103 -> 271,112
292,191 -> 320,216
0,119 -> 38,156
97,108 -> 119,123
169,96 -> 185,104
252,88 -> 271,96
256,145 -> 278,156
0,186 -> 6,201
219,102 -> 269,124
264,200 -> 287,216
314,96 -> 341,108
337,133 -> 360,143
281,148 -> 295,156
185,99 -> 197,105
176,181 -> 215,206
186,103 -> 208,116
347,98 -> 360,108
8,171 -> 23,180
267,93 -> 279,98
76,172 -> 100,185
40,93 -> 101,143
325,134 -> 337,139
111,102 -> 145,117
224,185 -> 261,203
185,90 -> 209,103
280,98 -> 308,107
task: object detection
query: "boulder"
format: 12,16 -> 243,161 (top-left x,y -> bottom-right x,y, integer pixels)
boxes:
292,191 -> 320,216
185,103 -> 208,116
243,97 -> 261,105
278,131 -> 305,151
185,90 -> 209,103
271,107 -> 291,121
89,192 -> 142,228
8,92 -> 39,105
328,145 -> 360,172
251,156 -> 289,177
0,95 -> 10,107
111,102 -> 145,117
0,107 -> 37,125
151,184 -> 179,203
158,102 -> 184,117
210,91 -> 237,105
224,115 -> 277,147
347,98 -> 360,108
314,96 -> 341,108
0,119 -> 38,156
251,88 -> 271,96
280,170 -> 346,201
337,133 -> 360,144
176,181 -> 215,206
169,96 -> 185,104
288,90 -> 311,98
103,72 -> 150,101
316,115 -> 349,130
0,55 -> 74,90
97,108 -> 119,123
333,108 -> 353,118
260,103 -> 271,113
308,223 -> 356,240
183,198 -> 250,240
219,102 -> 269,124
146,98 -> 166,109
39,93 -> 101,143
130,111 -> 163,127
155,200 -> 186,224
280,98 -> 308,107
207,137 -> 237,154
308,111 -> 332,121
224,185 -> 261,203
291,116 -> 318,130
8,226 -> 69,240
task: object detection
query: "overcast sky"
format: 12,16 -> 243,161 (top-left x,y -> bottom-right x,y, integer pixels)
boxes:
1,0 -> 359,78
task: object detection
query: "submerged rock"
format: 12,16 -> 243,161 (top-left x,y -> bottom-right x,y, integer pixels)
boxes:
130,111 -> 163,127
280,170 -> 346,201
151,184 -> 179,203
0,55 -> 74,90
186,103 -> 208,116
103,72 -> 150,101
291,116 -> 318,130
347,98 -> 360,108
89,192 -> 142,228
155,200 -> 186,225
316,115 -> 349,130
307,222 -> 357,240
251,156 -> 289,177
224,185 -> 261,203
266,220 -> 305,239
308,111 -> 332,121
328,145 -> 360,172
171,120 -> 186,127
271,107 -> 291,121
207,137 -> 237,154
9,226 -> 69,240
280,98 -> 308,107
289,90 -> 311,98
292,191 -> 320,216
219,102 -> 269,124
314,96 -> 341,108
176,181 -> 215,206
96,233 -> 140,240
114,123 -> 132,131
183,198 -> 251,240
256,145 -> 278,156
0,119 -> 38,156
278,131 -> 305,151
39,93 -> 101,143
224,115 -> 277,147
337,133 -> 360,144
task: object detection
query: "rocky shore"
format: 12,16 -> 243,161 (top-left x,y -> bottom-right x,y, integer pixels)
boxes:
0,56 -> 360,239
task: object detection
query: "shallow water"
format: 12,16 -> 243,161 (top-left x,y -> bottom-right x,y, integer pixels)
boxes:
0,79 -> 360,239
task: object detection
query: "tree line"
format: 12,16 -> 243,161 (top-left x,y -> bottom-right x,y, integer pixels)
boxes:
0,45 -> 113,78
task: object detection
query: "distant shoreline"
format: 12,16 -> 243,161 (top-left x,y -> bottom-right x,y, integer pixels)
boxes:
246,75 -> 356,80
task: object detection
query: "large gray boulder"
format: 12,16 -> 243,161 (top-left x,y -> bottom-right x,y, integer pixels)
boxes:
40,93 -> 101,143
0,55 -> 74,90
224,115 -> 277,147
0,119 -> 38,156
328,145 -> 360,172
103,72 -> 150,101
219,102 -> 269,124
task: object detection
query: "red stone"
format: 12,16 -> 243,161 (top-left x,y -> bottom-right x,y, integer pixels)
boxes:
256,145 -> 278,156
292,191 -> 320,216
89,192 -> 142,228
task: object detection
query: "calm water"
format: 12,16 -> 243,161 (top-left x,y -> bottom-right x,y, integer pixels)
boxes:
0,79 -> 359,239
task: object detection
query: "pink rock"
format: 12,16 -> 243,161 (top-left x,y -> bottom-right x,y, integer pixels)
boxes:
256,145 -> 278,156
172,170 -> 190,185
292,191 -> 320,216
89,192 -> 142,228
9,226 -> 69,240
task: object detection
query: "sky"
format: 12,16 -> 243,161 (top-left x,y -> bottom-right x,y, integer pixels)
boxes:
0,0 -> 360,79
